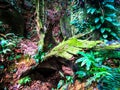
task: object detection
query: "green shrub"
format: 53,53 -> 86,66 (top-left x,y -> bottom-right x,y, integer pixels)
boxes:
18,76 -> 31,85
71,0 -> 120,40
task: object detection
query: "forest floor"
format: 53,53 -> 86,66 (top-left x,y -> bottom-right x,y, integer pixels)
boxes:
2,39 -> 58,90
2,39 -> 98,90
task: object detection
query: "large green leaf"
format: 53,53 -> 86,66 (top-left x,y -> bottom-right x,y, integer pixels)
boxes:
44,38 -> 101,60
100,28 -> 105,33
112,22 -> 120,26
87,7 -> 96,14
95,18 -> 100,23
105,17 -> 112,22
106,13 -> 116,17
44,38 -> 120,60
105,4 -> 117,11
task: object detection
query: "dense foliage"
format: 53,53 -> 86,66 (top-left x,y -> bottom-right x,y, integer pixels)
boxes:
71,0 -> 120,40
0,0 -> 120,90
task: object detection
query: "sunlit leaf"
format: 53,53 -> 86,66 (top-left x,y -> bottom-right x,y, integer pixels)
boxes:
103,34 -> 108,38
3,49 -> 11,54
90,26 -> 96,31
95,18 -> 100,23
106,13 -> 116,17
76,71 -> 86,78
100,28 -> 105,33
96,24 -> 101,29
59,71 -> 64,77
95,58 -> 104,62
112,22 -> 120,26
75,57 -> 85,63
105,0 -> 114,2
105,28 -> 111,32
105,17 -> 112,22
57,80 -> 64,89
86,60 -> 91,70
105,4 -> 117,11
91,8 -> 96,14
18,76 -> 31,85
110,32 -> 119,39
87,8 -> 96,14
87,8 -> 92,14
1,40 -> 7,47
